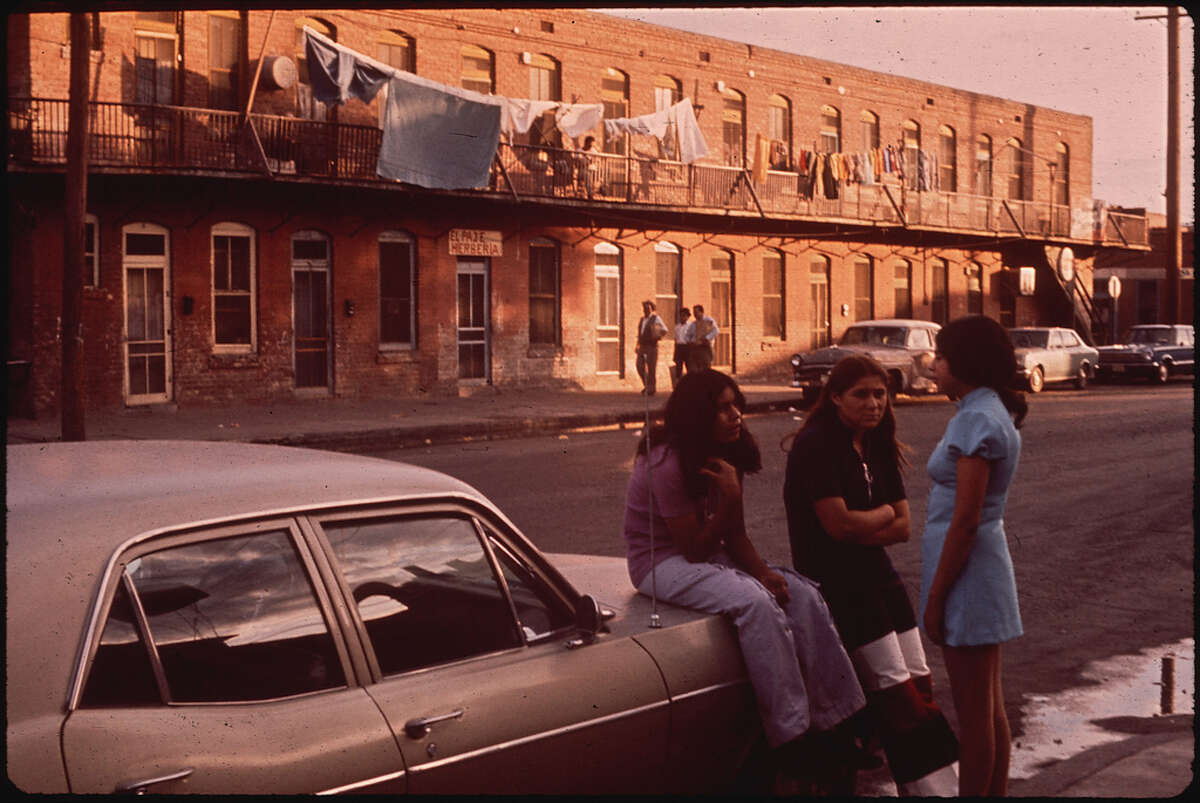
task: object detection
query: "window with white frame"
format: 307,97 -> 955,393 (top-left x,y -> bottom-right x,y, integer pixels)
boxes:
594,243 -> 621,373
461,44 -> 494,94
211,222 -> 255,350
762,250 -> 785,339
853,255 -> 874,321
1005,137 -> 1025,200
768,95 -> 791,169
938,125 -> 957,192
861,109 -> 880,150
654,241 -> 682,315
819,105 -> 841,154
84,213 -> 99,286
975,134 -> 993,196
379,231 -> 416,347
903,120 -> 920,189
528,54 -> 562,148
721,88 -> 746,167
894,259 -> 912,319
601,68 -> 629,155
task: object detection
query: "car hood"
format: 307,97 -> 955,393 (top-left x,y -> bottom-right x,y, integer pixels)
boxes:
802,343 -> 903,366
1097,343 -> 1159,354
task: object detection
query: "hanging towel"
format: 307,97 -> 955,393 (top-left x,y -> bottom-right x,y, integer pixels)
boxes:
500,98 -> 559,136
669,98 -> 708,164
305,29 -> 359,104
555,103 -> 605,138
378,74 -> 502,189
752,133 -> 771,184
604,105 -> 671,139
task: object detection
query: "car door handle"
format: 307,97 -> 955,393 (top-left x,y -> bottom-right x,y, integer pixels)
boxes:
115,767 -> 194,794
404,709 -> 463,738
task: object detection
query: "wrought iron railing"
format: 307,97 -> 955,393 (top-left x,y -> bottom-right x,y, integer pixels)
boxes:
7,97 -> 1147,246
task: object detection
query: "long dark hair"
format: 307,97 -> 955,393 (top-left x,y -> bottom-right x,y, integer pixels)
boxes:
637,369 -> 762,499
783,353 -> 907,470
936,314 -> 1028,428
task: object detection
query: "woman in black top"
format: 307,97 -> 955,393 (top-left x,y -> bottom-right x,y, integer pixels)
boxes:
783,354 -> 959,796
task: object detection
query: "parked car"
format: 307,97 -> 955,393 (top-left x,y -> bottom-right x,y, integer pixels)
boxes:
790,318 -> 940,402
6,441 -> 765,795
1008,326 -> 1099,392
1095,324 -> 1195,384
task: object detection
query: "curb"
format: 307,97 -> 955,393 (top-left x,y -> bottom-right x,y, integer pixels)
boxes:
253,397 -> 803,453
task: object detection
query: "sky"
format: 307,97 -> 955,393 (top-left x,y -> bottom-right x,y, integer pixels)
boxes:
597,5 -> 1195,225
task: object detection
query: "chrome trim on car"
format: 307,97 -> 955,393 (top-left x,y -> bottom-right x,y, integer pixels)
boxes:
670,679 -> 748,703
317,769 -> 406,795
405,698 -> 671,774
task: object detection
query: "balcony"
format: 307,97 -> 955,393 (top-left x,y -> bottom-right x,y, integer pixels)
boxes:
7,97 -> 1147,247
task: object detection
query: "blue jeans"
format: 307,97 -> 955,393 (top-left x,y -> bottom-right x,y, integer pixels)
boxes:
638,552 -> 865,747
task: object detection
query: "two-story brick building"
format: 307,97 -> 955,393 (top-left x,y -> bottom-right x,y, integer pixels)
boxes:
6,7 -> 1149,417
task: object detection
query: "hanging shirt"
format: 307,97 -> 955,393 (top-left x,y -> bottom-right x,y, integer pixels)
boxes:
555,103 -> 604,138
499,98 -> 559,136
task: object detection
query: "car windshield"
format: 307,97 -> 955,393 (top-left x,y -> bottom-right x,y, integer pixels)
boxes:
839,326 -> 908,346
1125,328 -> 1172,345
1009,330 -> 1049,349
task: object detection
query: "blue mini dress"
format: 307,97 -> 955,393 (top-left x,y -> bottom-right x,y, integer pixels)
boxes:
920,387 -> 1024,646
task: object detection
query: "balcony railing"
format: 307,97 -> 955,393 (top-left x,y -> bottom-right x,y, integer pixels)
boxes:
7,97 -> 1146,246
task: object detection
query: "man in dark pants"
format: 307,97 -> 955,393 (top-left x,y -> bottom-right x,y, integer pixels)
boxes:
635,300 -> 667,395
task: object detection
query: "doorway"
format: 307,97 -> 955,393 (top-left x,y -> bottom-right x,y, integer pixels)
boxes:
122,223 -> 172,405
456,257 -> 490,380
292,231 -> 332,390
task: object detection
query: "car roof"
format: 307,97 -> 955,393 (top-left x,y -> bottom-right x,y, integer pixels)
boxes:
5,440 -> 496,720
846,318 -> 940,328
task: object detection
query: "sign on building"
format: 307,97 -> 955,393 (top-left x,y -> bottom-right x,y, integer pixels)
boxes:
449,229 -> 503,257
1019,266 -> 1037,296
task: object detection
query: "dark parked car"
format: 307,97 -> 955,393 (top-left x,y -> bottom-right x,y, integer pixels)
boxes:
790,319 -> 940,402
1095,324 -> 1195,383
5,441 -> 766,795
1009,326 -> 1099,392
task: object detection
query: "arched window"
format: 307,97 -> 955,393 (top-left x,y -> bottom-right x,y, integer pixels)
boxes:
820,104 -> 841,154
594,243 -> 622,374
902,120 -> 921,188
809,254 -> 831,349
601,67 -> 629,154
860,109 -> 880,150
938,125 -> 957,192
966,262 -> 983,315
722,87 -> 746,166
762,249 -> 785,339
528,54 -> 561,148
893,259 -> 912,319
654,74 -> 682,159
975,134 -> 993,196
654,241 -> 682,314
853,254 -> 874,321
461,44 -> 494,94
1053,142 -> 1070,206
295,16 -> 334,119
710,250 -> 734,368
376,30 -> 415,127
1005,137 -> 1025,200
930,257 -> 949,324
768,94 -> 792,169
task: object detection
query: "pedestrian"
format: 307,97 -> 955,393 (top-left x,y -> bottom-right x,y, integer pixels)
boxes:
623,369 -> 866,793
921,314 -> 1027,796
670,306 -> 692,388
635,300 -> 668,396
782,354 -> 959,795
688,304 -> 718,372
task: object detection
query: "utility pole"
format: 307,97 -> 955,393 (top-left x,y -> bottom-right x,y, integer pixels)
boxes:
62,12 -> 89,441
1136,6 -> 1183,324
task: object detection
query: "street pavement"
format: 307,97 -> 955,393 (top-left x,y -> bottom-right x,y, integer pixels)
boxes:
6,382 -> 1194,797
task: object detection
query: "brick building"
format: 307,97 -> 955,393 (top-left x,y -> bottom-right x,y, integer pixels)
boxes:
6,8 -> 1149,417
1093,212 -> 1194,342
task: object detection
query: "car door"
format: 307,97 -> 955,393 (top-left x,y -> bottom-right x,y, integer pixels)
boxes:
60,519 -> 407,794
1046,329 -> 1072,381
308,506 -> 673,794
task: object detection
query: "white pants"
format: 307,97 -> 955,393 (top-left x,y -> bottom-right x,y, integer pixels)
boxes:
638,552 -> 866,747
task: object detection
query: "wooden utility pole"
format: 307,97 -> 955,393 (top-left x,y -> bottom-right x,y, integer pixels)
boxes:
1165,6 -> 1181,324
62,12 -> 89,441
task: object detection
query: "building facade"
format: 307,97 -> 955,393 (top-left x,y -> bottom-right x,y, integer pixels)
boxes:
1093,212 -> 1194,342
6,8 -> 1149,417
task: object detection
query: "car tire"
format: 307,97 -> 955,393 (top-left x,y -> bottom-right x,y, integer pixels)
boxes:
1074,364 -> 1089,390
1027,366 -> 1044,393
1154,362 -> 1170,384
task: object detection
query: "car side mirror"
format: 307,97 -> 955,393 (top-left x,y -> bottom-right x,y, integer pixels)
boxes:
575,594 -> 602,635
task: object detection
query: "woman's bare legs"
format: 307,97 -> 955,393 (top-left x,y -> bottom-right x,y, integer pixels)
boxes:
943,643 -> 1010,796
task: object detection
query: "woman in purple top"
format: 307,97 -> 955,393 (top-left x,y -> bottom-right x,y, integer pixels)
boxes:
623,369 -> 865,792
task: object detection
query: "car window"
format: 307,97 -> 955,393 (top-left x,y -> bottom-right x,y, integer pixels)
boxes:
482,525 -> 574,641
1011,331 -> 1047,349
839,327 -> 868,345
907,328 -> 933,349
1061,330 -> 1081,347
81,528 -> 346,707
322,515 -> 524,676
1048,330 -> 1065,348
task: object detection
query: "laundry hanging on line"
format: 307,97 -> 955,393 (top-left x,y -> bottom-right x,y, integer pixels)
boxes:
602,98 -> 709,164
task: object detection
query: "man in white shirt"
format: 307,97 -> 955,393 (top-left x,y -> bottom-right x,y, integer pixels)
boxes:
635,300 -> 668,395
670,306 -> 692,388
688,304 -> 719,372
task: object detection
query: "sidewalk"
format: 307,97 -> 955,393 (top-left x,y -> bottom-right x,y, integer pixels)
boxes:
5,383 -> 813,452
5,384 -> 1194,797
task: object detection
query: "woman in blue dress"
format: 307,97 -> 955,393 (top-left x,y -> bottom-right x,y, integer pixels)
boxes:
922,314 -> 1027,796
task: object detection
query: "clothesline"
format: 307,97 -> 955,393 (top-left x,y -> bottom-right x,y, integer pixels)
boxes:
302,27 -> 709,191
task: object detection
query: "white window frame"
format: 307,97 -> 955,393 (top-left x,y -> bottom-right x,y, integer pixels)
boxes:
594,242 -> 621,375
211,221 -> 257,353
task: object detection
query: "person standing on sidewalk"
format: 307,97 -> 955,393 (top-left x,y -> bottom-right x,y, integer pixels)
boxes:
783,354 -> 959,796
688,304 -> 719,372
623,369 -> 865,793
922,314 -> 1026,797
635,300 -> 668,396
670,307 -> 692,389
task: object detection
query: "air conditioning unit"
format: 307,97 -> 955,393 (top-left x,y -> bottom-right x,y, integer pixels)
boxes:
259,55 -> 297,90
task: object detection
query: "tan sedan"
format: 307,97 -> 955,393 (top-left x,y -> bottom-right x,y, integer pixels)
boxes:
6,441 -> 761,794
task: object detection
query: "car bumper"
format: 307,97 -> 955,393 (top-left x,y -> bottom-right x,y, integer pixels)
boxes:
1097,361 -> 1159,378
791,367 -> 833,393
